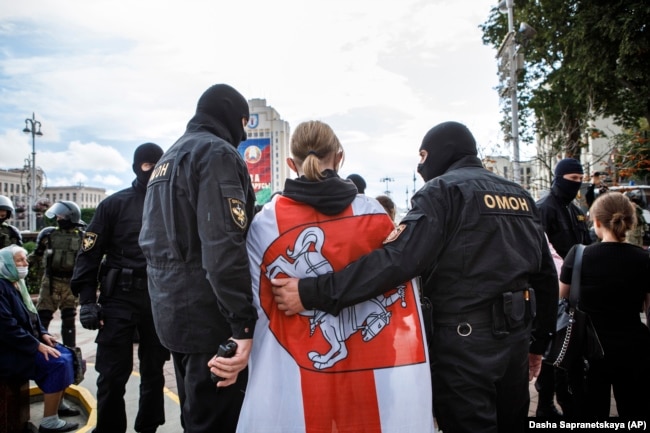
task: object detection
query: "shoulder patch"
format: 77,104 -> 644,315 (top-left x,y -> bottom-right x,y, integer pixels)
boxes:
229,198 -> 248,229
148,159 -> 173,185
82,232 -> 98,251
383,224 -> 407,244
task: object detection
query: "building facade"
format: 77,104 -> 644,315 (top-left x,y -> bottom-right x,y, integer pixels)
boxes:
1,167 -> 45,231
0,167 -> 106,231
531,117 -> 623,202
239,98 -> 291,204
43,185 -> 107,210
482,155 -> 535,192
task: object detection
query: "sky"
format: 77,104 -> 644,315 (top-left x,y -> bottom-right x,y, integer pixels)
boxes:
0,0 -> 526,212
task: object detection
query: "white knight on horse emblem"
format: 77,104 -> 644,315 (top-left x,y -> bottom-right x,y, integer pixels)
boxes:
265,226 -> 407,370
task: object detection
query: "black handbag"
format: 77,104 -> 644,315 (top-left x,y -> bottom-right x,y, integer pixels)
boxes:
543,244 -> 604,370
64,345 -> 87,385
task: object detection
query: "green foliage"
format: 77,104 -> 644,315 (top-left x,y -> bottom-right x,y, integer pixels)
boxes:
480,0 -> 650,156
81,208 -> 96,226
612,122 -> 650,182
24,241 -> 43,295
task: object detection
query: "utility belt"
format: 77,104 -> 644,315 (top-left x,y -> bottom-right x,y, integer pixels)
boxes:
433,289 -> 536,337
100,267 -> 148,297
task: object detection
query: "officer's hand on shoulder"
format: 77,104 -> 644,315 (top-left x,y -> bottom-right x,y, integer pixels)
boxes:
79,303 -> 103,330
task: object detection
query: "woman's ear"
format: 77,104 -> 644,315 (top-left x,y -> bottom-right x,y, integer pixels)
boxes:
592,217 -> 601,228
334,151 -> 343,171
286,158 -> 299,175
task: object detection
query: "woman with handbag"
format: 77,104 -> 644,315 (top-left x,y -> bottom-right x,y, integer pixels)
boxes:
0,245 -> 79,432
559,192 -> 650,420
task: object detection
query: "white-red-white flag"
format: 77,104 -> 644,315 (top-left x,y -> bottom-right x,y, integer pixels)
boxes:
238,195 -> 434,433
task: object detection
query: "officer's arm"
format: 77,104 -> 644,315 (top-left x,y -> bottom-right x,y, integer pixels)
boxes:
8,225 -> 22,246
199,150 -> 257,340
34,227 -> 54,256
537,203 -> 566,259
528,229 -> 560,354
298,213 -> 439,316
71,204 -> 110,303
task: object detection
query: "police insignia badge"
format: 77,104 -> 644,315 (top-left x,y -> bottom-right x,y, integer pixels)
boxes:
383,224 -> 407,244
82,232 -> 98,251
229,198 -> 248,229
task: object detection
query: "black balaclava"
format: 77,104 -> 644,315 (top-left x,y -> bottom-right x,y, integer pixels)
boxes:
133,142 -> 164,185
552,158 -> 583,203
57,219 -> 75,230
417,121 -> 477,182
194,84 -> 250,146
346,174 -> 366,194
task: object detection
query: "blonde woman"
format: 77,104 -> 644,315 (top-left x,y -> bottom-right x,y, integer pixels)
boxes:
239,121 -> 433,433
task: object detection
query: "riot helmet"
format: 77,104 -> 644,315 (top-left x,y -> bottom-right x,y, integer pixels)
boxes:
45,201 -> 84,227
0,195 -> 14,223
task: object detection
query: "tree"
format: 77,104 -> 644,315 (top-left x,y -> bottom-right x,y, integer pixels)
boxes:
480,0 -> 650,157
612,122 -> 650,183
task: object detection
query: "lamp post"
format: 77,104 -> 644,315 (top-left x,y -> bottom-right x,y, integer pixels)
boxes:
22,112 -> 43,232
498,0 -> 521,184
496,1 -> 537,185
380,177 -> 394,196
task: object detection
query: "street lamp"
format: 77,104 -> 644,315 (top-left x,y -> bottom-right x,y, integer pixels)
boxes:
380,177 -> 394,196
496,0 -> 536,185
497,0 -> 521,184
22,112 -> 43,232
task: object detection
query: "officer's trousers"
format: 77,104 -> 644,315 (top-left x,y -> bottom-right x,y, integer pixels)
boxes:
171,351 -> 247,433
431,321 -> 531,433
93,290 -> 170,433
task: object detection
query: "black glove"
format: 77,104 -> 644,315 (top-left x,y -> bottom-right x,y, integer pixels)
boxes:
79,303 -> 102,330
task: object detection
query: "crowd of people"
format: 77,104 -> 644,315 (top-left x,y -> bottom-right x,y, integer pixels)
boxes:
1,82 -> 649,433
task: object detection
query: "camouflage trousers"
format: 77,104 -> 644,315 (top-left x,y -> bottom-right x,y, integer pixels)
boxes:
36,275 -> 78,312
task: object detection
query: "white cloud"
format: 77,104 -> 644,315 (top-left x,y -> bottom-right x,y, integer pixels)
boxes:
0,0 -> 507,207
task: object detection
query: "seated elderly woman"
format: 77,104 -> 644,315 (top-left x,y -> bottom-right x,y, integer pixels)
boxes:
0,245 -> 78,433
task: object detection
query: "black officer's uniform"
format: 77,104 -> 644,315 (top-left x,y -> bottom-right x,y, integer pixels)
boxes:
71,177 -> 170,433
298,123 -> 558,433
139,84 -> 257,433
536,183 -> 592,259
536,180 -> 592,419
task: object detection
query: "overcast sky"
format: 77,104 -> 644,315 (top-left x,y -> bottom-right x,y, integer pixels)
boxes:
0,0 -> 528,211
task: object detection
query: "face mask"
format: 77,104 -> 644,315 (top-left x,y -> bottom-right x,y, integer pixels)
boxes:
417,163 -> 431,182
136,167 -> 154,185
58,219 -> 75,230
16,266 -> 28,279
555,177 -> 582,201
